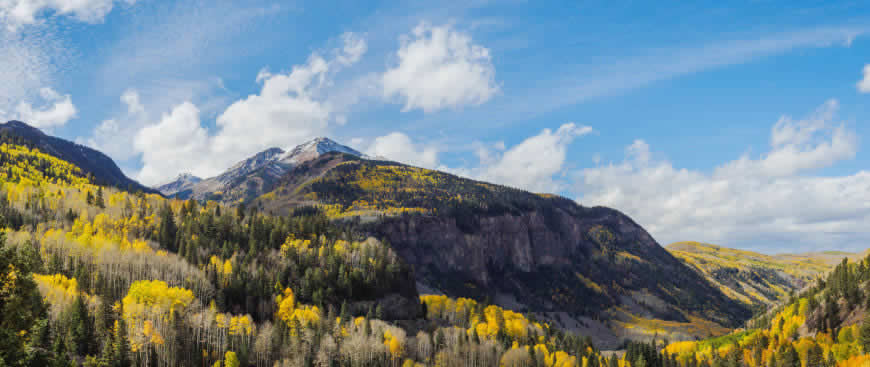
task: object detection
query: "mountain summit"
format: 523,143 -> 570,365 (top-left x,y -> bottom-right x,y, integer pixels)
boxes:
278,137 -> 363,165
156,137 -> 363,201
155,172 -> 203,197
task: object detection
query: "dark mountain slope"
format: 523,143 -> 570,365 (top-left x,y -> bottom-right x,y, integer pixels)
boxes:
0,120 -> 155,193
253,153 -> 752,347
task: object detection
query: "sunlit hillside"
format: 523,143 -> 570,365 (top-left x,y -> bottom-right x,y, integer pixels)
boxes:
667,241 -> 847,307
659,255 -> 870,367
0,142 -> 635,366
255,153 -> 753,348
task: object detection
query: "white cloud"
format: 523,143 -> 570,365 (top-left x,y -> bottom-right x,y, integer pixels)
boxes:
336,32 -> 367,66
133,102 -> 210,185
467,25 -> 866,130
9,87 -> 76,128
715,100 -> 856,178
0,0 -> 136,31
120,89 -> 144,114
575,100 -> 869,252
128,32 -> 367,185
78,89 -> 150,161
472,123 -> 592,193
0,29 -> 67,119
383,22 -> 499,112
363,124 -> 591,193
365,132 -> 440,168
859,64 -> 870,93
212,32 -> 365,167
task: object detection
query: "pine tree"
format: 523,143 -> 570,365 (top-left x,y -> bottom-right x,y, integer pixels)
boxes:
158,203 -> 178,252
806,343 -> 824,367
95,187 -> 105,208
0,233 -> 48,363
779,343 -> 799,367
68,293 -> 93,355
859,314 -> 870,352
364,306 -> 373,336
339,301 -> 349,326
112,319 -> 131,367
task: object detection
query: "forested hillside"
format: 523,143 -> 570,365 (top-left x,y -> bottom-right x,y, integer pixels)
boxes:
667,242 -> 843,309
4,121 -> 868,366
254,153 -> 751,348
0,137 -> 628,366
0,121 -> 154,193
639,254 -> 870,367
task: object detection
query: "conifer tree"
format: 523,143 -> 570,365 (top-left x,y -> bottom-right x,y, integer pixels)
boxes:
95,187 -> 105,208
158,203 -> 178,252
68,293 -> 93,355
859,314 -> 870,352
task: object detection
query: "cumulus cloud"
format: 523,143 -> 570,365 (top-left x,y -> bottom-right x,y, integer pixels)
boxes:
130,32 -> 366,185
383,22 -> 499,112
8,87 -> 76,128
715,100 -> 856,178
79,89 -> 148,161
134,102 -> 210,185
365,132 -> 440,168
575,100 -> 868,252
859,64 -> 870,93
362,124 -> 591,193
472,123 -> 592,193
212,32 -> 365,165
0,0 -> 137,31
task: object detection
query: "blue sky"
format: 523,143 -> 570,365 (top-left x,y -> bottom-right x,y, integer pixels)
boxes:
1,0 -> 870,253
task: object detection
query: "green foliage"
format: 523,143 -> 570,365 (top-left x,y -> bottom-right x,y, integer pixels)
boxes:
0,232 -> 53,365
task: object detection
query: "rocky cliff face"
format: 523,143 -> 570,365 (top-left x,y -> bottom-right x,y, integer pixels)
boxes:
371,204 -> 751,345
252,150 -> 752,346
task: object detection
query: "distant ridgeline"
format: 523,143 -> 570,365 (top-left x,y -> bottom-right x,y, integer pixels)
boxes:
656,254 -> 870,367
667,241 -> 852,309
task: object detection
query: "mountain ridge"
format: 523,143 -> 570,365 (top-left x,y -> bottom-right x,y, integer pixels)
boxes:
249,152 -> 753,347
0,120 -> 156,193
155,137 -> 363,202
666,241 -> 846,309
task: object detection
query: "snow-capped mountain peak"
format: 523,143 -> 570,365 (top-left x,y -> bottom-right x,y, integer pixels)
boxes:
278,137 -> 362,165
154,172 -> 202,197
155,137 -> 365,201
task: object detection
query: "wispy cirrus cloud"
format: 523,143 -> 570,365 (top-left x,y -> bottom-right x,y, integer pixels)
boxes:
408,24 -> 869,132
0,28 -> 72,123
